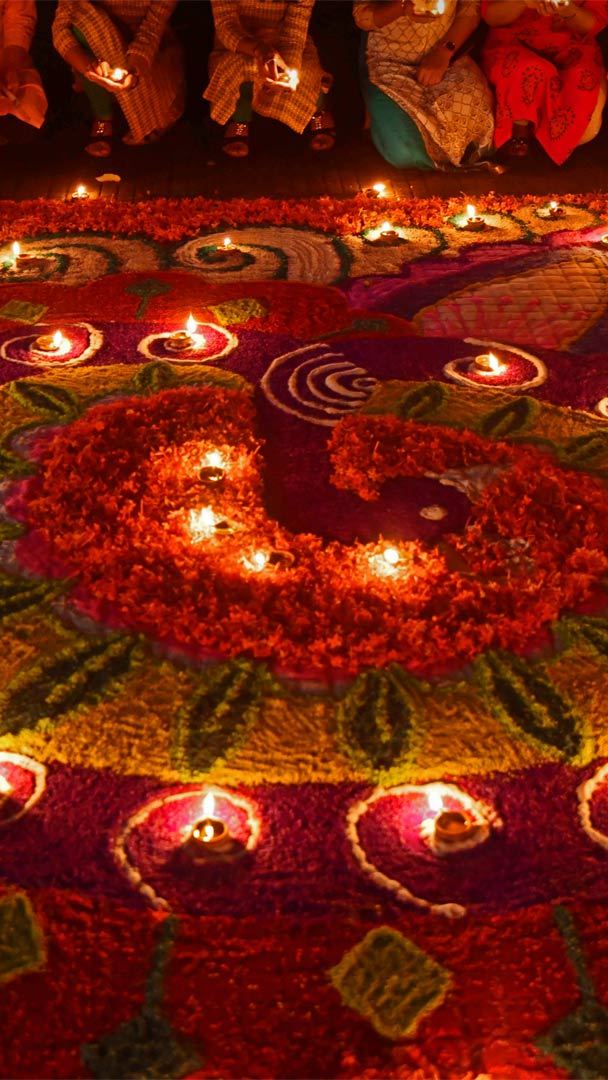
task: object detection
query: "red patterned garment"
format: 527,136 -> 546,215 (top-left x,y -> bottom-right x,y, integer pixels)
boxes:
481,1 -> 608,163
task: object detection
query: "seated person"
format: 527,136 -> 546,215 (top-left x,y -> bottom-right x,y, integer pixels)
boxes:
482,0 -> 608,162
52,0 -> 185,156
0,0 -> 47,130
204,0 -> 335,157
355,0 -> 494,170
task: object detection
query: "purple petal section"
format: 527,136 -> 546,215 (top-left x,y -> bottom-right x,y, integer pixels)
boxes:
0,759 -> 606,917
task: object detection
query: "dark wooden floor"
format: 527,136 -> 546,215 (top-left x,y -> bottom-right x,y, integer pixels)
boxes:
3,114 -> 608,203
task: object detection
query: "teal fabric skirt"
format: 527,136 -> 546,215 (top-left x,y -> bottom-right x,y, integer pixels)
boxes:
360,35 -> 434,171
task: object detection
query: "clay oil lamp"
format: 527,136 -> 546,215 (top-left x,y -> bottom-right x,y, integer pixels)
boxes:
32,329 -> 71,357
460,203 -> 486,232
471,350 -> 507,377
185,792 -> 238,862
199,450 -> 227,485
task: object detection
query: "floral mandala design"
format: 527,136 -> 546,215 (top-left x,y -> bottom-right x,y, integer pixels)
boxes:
2,364 -> 608,685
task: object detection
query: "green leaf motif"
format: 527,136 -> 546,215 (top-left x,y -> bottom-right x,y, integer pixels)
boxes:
0,520 -> 23,542
336,665 -> 422,771
0,892 -> 45,983
561,617 -> 608,659
0,572 -> 57,617
537,906 -> 608,1080
0,636 -> 137,735
125,278 -> 171,320
396,382 -> 446,422
560,434 -> 608,471
82,915 -> 201,1079
9,380 -> 80,419
82,1010 -> 201,1080
478,396 -> 538,438
350,317 -> 389,334
474,650 -> 582,759
133,361 -> 177,394
0,443 -> 32,481
173,659 -> 271,773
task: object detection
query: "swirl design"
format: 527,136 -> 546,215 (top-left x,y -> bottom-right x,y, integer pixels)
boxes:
173,227 -> 345,284
137,322 -> 238,364
1,322 -> 103,368
261,343 -> 377,426
113,786 -> 261,912
444,338 -> 548,391
346,783 -> 501,918
1,236 -> 160,286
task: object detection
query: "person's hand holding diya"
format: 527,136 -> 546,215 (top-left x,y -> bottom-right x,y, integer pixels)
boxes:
87,59 -> 138,91
262,51 -> 298,90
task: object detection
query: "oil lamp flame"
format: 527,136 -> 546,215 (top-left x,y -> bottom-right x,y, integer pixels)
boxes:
435,0 -> 446,12
252,550 -> 268,571
189,505 -> 217,537
11,241 -> 20,259
111,67 -> 125,81
372,182 -> 387,197
74,184 -> 87,199
0,774 -> 12,796
204,450 -> 224,470
202,791 -> 215,819
380,221 -> 393,234
52,330 -> 64,350
223,237 -> 233,249
466,203 -> 477,221
286,68 -> 299,90
549,200 -> 559,211
186,314 -> 197,336
474,350 -> 506,375
383,547 -> 400,566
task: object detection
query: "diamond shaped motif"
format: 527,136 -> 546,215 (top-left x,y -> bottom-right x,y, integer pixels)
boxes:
538,1000 -> 608,1080
209,298 -> 267,326
329,926 -> 452,1040
0,891 -> 45,982
0,300 -> 48,324
82,1009 -> 201,1080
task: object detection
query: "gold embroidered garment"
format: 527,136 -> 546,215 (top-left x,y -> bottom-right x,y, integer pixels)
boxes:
355,0 -> 494,166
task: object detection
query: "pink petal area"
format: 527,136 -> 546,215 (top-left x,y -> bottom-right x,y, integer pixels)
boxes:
414,253 -> 608,350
